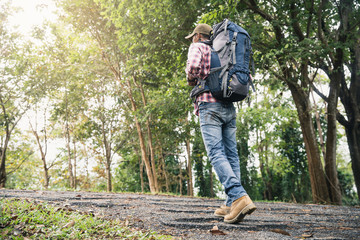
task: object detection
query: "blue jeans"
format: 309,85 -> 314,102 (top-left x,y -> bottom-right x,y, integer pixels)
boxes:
198,101 -> 247,206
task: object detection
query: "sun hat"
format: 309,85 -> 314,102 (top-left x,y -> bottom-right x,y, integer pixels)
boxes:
185,23 -> 212,39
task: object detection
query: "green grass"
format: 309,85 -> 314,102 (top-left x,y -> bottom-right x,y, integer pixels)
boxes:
0,198 -> 175,240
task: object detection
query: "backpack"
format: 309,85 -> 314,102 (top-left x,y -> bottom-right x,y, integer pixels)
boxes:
201,19 -> 255,102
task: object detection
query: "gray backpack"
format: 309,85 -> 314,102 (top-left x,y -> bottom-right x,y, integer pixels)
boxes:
207,19 -> 255,102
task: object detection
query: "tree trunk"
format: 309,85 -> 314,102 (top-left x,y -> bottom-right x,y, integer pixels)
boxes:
31,127 -> 49,189
340,25 -> 360,200
186,139 -> 193,196
0,144 -> 7,188
135,76 -> 158,192
311,89 -> 326,159
134,147 -> 145,193
210,168 -> 214,198
323,57 -> 343,205
140,156 -> 144,192
0,97 -> 11,188
126,79 -> 156,193
324,82 -> 342,204
179,161 -> 183,195
289,84 -> 331,203
40,142 -> 49,189
159,146 -> 170,192
101,108 -> 112,192
65,122 -> 74,188
73,140 -> 77,189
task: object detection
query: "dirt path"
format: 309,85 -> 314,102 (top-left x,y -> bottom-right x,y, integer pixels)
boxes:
1,189 -> 359,239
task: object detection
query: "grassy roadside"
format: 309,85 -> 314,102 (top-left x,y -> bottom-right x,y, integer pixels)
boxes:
0,198 -> 175,239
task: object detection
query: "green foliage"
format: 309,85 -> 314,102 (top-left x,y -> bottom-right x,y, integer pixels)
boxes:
114,151 -> 144,193
277,119 -> 312,202
338,168 -> 359,205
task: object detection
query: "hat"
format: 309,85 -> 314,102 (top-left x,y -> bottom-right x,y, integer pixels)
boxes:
185,23 -> 212,39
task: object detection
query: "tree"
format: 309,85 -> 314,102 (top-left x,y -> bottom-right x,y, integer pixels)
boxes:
0,2 -> 39,187
28,103 -> 53,189
311,0 -> 360,200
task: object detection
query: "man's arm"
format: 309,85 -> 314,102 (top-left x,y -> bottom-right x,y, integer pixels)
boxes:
186,44 -> 202,86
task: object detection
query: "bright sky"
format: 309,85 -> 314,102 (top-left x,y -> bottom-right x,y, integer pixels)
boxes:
8,0 -> 57,36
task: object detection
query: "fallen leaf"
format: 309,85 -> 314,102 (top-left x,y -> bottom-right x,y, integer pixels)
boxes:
270,229 -> 291,236
63,220 -> 75,229
210,226 -> 226,235
301,233 -> 313,238
209,220 -> 219,223
302,209 -> 311,212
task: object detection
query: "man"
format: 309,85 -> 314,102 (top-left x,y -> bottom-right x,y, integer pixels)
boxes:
185,23 -> 256,224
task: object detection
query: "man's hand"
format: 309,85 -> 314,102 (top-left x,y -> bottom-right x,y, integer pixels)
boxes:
187,78 -> 197,86
187,75 -> 197,86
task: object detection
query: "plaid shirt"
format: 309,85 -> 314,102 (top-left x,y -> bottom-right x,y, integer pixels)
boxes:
185,42 -> 219,115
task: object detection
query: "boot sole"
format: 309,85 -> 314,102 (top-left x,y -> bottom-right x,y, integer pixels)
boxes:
224,203 -> 257,224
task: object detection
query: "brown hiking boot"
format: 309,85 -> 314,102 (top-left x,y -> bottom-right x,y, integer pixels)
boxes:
214,205 -> 230,217
224,195 -> 256,224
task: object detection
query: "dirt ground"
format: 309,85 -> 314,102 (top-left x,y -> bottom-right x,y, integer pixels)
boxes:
1,189 -> 359,239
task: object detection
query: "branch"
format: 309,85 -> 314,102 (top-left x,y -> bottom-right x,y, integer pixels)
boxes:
241,0 -> 284,44
290,2 -> 305,41
312,83 -> 349,127
336,111 -> 349,127
317,0 -> 335,63
311,83 -> 328,102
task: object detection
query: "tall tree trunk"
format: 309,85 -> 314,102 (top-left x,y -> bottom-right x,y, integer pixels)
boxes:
289,84 -> 331,203
264,138 -> 273,200
64,85 -> 74,189
0,142 -> 8,188
0,97 -> 11,187
210,167 -> 214,198
186,138 -> 193,196
179,161 -> 183,195
126,79 -> 156,193
101,109 -> 112,192
159,146 -> 169,192
185,114 -> 193,196
135,76 -> 158,192
323,50 -> 344,204
65,122 -> 74,188
134,147 -> 145,192
30,121 -> 49,189
339,4 -> 360,199
340,41 -> 360,200
325,79 -> 342,204
140,156 -> 144,192
311,89 -> 326,159
73,140 -> 77,190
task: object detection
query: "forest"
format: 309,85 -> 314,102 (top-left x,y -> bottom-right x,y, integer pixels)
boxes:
0,0 -> 359,206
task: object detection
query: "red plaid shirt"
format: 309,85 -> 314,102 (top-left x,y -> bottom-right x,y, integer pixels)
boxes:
185,42 -> 219,115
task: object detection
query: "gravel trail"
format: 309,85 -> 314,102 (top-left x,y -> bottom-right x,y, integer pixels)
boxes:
1,189 -> 359,239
